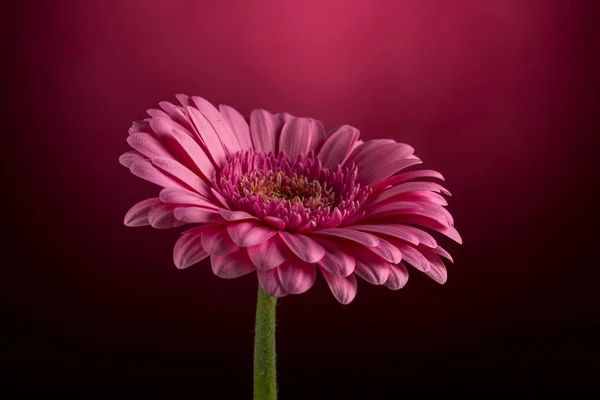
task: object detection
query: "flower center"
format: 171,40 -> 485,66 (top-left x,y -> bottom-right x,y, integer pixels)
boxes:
216,150 -> 371,231
238,170 -> 337,211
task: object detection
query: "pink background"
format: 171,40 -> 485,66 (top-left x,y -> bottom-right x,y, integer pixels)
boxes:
5,0 -> 598,396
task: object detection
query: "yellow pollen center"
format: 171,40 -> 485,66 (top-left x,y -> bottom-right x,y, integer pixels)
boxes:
239,170 -> 336,210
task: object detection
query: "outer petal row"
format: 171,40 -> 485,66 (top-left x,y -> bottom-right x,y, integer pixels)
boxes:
169,222 -> 453,303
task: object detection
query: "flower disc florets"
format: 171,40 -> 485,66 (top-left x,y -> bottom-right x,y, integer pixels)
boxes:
216,151 -> 371,231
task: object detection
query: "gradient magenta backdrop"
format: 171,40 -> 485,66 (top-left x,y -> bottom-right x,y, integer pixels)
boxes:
4,0 -> 598,396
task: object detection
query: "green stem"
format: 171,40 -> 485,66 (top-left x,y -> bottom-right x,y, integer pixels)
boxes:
254,284 -> 277,400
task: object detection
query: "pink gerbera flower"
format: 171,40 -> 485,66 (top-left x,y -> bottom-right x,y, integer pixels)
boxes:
120,95 -> 461,304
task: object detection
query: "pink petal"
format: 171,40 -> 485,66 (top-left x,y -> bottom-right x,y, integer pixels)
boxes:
210,248 -> 255,278
314,238 -> 356,277
219,209 -> 259,222
148,116 -> 189,139
376,170 -> 445,190
393,191 -> 449,206
347,138 -> 364,156
129,160 -> 187,190
295,220 -> 318,233
422,203 -> 454,225
384,262 -> 409,290
201,225 -> 240,256
440,225 -> 463,245
390,207 -> 453,229
421,250 -> 447,284
159,188 -> 218,209
191,96 -> 240,155
349,139 -> 413,163
128,120 -> 152,135
317,125 -> 360,169
126,132 -> 171,159
146,108 -> 170,119
148,202 -> 185,229
400,226 -> 438,248
392,216 -> 463,244
407,204 -> 454,226
247,235 -> 287,270
277,258 -> 317,294
279,117 -> 325,159
347,140 -> 418,186
249,109 -> 287,154
366,236 -> 402,264
168,128 -> 218,181
433,245 -> 454,263
321,208 -> 342,229
173,226 -> 210,269
124,198 -> 160,227
211,188 -> 231,209
174,207 -> 223,224
159,101 -> 195,131
151,157 -> 210,195
264,216 -> 286,229
149,118 -> 216,180
359,157 -> 422,188
175,93 -> 193,107
310,120 -> 326,152
219,104 -> 253,151
320,267 -> 358,305
227,222 -> 277,247
119,151 -> 145,168
185,106 -> 227,167
353,248 -> 390,285
372,182 -> 452,205
363,201 -> 423,219
351,224 -> 419,246
313,228 -> 379,247
279,231 -> 325,263
347,139 -> 396,163
257,268 -> 288,297
392,242 -> 430,272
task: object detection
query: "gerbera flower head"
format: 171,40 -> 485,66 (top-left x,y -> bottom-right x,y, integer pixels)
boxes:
121,95 -> 461,304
